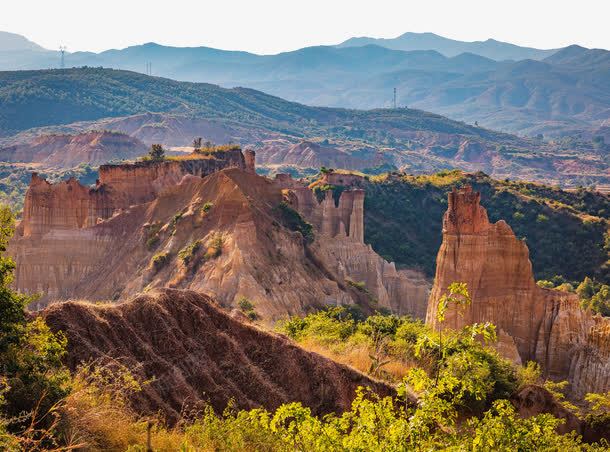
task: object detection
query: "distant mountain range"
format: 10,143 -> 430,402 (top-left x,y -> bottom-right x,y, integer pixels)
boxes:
0,31 -> 608,138
337,32 -> 559,61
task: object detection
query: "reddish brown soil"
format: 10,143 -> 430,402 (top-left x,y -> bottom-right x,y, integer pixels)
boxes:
43,289 -> 394,423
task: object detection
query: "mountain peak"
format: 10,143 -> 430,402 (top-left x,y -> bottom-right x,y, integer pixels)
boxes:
0,31 -> 46,52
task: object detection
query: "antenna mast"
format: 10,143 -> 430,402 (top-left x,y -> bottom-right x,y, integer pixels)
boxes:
393,87 -> 397,109
59,46 -> 67,69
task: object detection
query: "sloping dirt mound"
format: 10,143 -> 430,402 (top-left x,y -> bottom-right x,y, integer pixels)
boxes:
43,288 -> 393,423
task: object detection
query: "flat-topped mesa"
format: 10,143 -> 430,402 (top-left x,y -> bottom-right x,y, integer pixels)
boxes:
320,171 -> 365,188
18,149 -> 248,238
427,186 -> 610,396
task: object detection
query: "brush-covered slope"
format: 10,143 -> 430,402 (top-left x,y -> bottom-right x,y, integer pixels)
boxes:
43,288 -> 393,423
0,67 -> 491,139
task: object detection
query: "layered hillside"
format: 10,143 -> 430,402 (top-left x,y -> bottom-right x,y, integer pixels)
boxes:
0,68 -> 606,187
426,186 -> 610,396
42,288 -> 393,422
0,131 -> 147,167
9,152 -> 429,318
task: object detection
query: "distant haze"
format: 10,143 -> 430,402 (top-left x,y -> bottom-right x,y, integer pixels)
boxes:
0,0 -> 608,54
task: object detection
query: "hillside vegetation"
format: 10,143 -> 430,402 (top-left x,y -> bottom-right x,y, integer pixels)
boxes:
0,67 -> 498,139
363,170 -> 609,284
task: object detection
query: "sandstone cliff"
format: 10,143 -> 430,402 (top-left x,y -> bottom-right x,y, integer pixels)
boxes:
18,149 -> 246,237
43,288 -> 394,423
427,186 -> 610,396
10,158 -> 428,319
287,175 -> 429,318
0,131 -> 147,167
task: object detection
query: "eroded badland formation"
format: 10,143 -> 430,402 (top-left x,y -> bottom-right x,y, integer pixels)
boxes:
9,148 -> 429,318
427,186 -> 610,396
7,147 -> 609,404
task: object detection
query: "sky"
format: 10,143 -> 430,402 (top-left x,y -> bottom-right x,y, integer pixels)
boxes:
1,0 -> 609,54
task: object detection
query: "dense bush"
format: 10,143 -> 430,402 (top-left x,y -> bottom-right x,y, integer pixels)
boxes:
0,205 -> 70,446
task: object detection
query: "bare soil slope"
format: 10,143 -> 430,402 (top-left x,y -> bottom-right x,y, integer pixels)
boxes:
43,289 -> 393,423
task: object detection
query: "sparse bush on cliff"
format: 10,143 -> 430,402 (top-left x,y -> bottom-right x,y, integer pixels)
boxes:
237,297 -> 258,320
275,202 -> 314,243
178,240 -> 202,265
205,233 -> 224,259
148,144 -> 165,161
151,251 -> 170,270
201,202 -> 213,214
144,221 -> 162,250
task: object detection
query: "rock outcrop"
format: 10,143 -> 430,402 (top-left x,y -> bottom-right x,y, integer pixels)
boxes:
43,288 -> 394,423
287,177 -> 430,318
10,155 -> 428,319
18,149 -> 246,238
0,131 -> 147,167
427,186 -> 610,396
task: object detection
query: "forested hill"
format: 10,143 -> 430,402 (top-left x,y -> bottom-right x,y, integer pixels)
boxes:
0,67 -> 520,143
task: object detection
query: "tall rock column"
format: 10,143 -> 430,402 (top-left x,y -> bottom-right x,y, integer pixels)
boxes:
426,185 -> 610,396
348,190 -> 365,243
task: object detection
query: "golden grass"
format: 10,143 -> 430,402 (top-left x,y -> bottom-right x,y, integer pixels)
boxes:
296,337 -> 411,382
60,365 -> 184,451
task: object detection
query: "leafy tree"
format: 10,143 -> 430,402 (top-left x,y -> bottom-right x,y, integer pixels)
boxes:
577,276 -> 596,300
148,144 -> 165,161
0,205 -> 70,436
192,137 -> 202,152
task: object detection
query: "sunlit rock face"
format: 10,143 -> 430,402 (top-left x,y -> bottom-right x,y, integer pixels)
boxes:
427,185 -> 610,396
287,176 -> 430,319
9,153 -> 428,320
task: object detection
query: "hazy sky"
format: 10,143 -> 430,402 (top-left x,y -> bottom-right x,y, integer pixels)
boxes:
2,0 -> 609,53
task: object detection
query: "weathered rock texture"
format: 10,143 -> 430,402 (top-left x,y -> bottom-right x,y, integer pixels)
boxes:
43,289 -> 394,423
0,131 -> 147,167
427,186 -> 610,396
287,178 -> 429,318
19,149 -> 246,238
10,154 -> 428,319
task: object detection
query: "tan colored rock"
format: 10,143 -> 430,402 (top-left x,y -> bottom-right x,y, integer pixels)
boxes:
10,162 -> 429,320
288,185 -> 429,318
427,185 -> 610,396
19,150 -> 247,238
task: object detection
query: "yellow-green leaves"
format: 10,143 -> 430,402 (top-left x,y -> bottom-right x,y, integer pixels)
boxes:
436,282 -> 471,324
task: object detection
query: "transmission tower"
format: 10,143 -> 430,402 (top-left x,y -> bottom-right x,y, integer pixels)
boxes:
393,87 -> 397,109
59,46 -> 67,69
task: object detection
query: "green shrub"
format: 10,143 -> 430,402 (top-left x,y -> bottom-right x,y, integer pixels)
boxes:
151,252 -> 170,270
237,297 -> 258,321
206,233 -> 224,259
0,205 -> 70,436
178,240 -> 202,265
201,202 -> 213,214
275,202 -> 314,243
